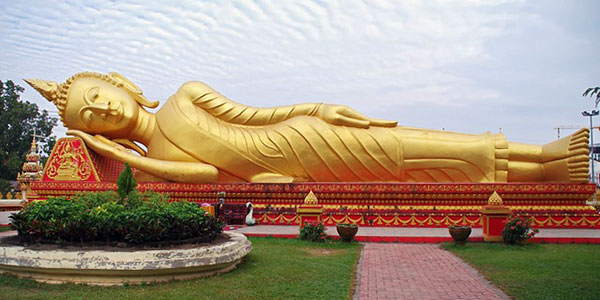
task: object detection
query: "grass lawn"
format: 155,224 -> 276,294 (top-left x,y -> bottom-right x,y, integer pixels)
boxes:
0,237 -> 360,300
444,243 -> 600,300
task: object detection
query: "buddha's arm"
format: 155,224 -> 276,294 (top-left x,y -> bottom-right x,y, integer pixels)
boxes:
177,81 -> 397,128
68,130 -> 218,183
114,153 -> 218,183
178,81 -> 320,125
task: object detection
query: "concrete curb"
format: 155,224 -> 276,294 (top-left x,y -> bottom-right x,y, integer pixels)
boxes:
0,231 -> 252,286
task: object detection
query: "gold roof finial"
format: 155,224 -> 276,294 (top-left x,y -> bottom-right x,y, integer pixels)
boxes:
487,191 -> 503,206
304,190 -> 319,205
30,137 -> 37,153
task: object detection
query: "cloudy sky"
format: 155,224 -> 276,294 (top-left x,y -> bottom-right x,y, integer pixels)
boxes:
1,0 -> 599,145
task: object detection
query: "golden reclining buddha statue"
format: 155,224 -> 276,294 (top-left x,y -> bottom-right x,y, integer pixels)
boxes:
25,72 -> 590,184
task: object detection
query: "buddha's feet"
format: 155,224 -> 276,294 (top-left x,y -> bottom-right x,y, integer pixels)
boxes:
542,128 -> 590,182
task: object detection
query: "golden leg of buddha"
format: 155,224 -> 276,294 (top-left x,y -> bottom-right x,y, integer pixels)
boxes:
397,127 -> 588,182
24,72 -> 590,184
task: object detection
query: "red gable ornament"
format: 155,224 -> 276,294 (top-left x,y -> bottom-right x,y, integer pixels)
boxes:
42,137 -> 100,182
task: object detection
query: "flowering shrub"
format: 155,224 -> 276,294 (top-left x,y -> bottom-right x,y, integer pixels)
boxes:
502,216 -> 539,245
9,191 -> 223,245
299,222 -> 326,242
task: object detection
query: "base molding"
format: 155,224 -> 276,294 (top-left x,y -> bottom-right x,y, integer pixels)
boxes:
0,232 -> 251,286
31,181 -> 599,228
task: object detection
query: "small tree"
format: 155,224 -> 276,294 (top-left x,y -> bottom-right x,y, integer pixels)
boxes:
116,163 -> 137,200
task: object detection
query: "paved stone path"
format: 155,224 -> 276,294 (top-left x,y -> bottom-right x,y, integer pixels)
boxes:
354,244 -> 510,300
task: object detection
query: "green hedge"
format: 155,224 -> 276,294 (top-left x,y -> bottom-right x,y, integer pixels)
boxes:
10,192 -> 223,245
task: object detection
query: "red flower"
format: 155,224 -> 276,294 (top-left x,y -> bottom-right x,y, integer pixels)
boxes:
510,226 -> 515,230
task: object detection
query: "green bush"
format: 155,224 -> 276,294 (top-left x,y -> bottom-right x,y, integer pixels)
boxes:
9,191 -> 223,245
502,215 -> 539,245
299,222 -> 326,243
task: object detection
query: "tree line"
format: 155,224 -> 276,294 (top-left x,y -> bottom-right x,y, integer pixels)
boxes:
0,80 -> 57,194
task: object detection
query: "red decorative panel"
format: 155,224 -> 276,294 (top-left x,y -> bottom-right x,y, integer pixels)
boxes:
42,138 -> 99,182
88,150 -> 126,182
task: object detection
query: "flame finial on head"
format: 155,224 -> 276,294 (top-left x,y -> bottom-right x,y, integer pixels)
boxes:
24,78 -> 68,121
23,79 -> 61,104
23,79 -> 58,99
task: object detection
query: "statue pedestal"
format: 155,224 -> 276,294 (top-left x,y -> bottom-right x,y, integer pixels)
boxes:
480,205 -> 512,242
31,139 -> 599,229
296,204 -> 324,228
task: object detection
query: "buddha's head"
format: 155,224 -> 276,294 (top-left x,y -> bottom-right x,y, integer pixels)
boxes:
25,72 -> 158,138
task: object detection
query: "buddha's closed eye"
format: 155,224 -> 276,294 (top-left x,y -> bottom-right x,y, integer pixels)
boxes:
84,86 -> 100,104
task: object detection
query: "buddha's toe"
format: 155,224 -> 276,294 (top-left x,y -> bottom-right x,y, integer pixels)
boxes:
567,128 -> 590,182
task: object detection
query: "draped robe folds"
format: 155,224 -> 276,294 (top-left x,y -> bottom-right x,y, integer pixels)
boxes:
155,90 -> 508,183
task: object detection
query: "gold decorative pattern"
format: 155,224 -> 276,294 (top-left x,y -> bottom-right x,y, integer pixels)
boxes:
304,190 -> 319,205
42,138 -> 100,182
487,191 -> 503,206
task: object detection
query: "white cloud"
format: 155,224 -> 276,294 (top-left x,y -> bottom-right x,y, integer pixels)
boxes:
0,0 -> 598,144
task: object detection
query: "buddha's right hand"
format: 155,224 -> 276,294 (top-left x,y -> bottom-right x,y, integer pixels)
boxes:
68,129 -> 219,183
315,104 -> 397,128
67,130 -> 128,160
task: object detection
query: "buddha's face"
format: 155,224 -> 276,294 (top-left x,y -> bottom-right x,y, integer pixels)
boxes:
64,77 -> 139,136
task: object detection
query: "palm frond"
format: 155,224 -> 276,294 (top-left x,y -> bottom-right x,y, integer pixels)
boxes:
583,86 -> 600,107
583,86 -> 600,97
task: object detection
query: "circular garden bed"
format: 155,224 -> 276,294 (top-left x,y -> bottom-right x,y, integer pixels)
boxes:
0,231 -> 251,286
1,184 -> 252,285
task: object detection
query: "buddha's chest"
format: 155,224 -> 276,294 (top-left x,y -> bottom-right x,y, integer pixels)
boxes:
145,131 -> 199,163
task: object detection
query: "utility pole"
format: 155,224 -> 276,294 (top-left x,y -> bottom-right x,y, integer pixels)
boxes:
553,125 -> 588,139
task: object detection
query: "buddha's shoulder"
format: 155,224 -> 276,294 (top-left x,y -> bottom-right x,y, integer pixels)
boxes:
176,81 -> 218,98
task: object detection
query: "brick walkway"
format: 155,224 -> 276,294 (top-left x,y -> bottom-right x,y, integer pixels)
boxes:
355,244 -> 509,300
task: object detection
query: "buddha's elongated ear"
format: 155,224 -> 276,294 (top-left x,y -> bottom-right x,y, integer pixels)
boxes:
108,72 -> 142,94
108,72 -> 159,109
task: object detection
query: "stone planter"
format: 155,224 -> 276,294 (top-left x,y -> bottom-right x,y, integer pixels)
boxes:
336,224 -> 358,242
448,225 -> 472,245
0,231 -> 251,286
